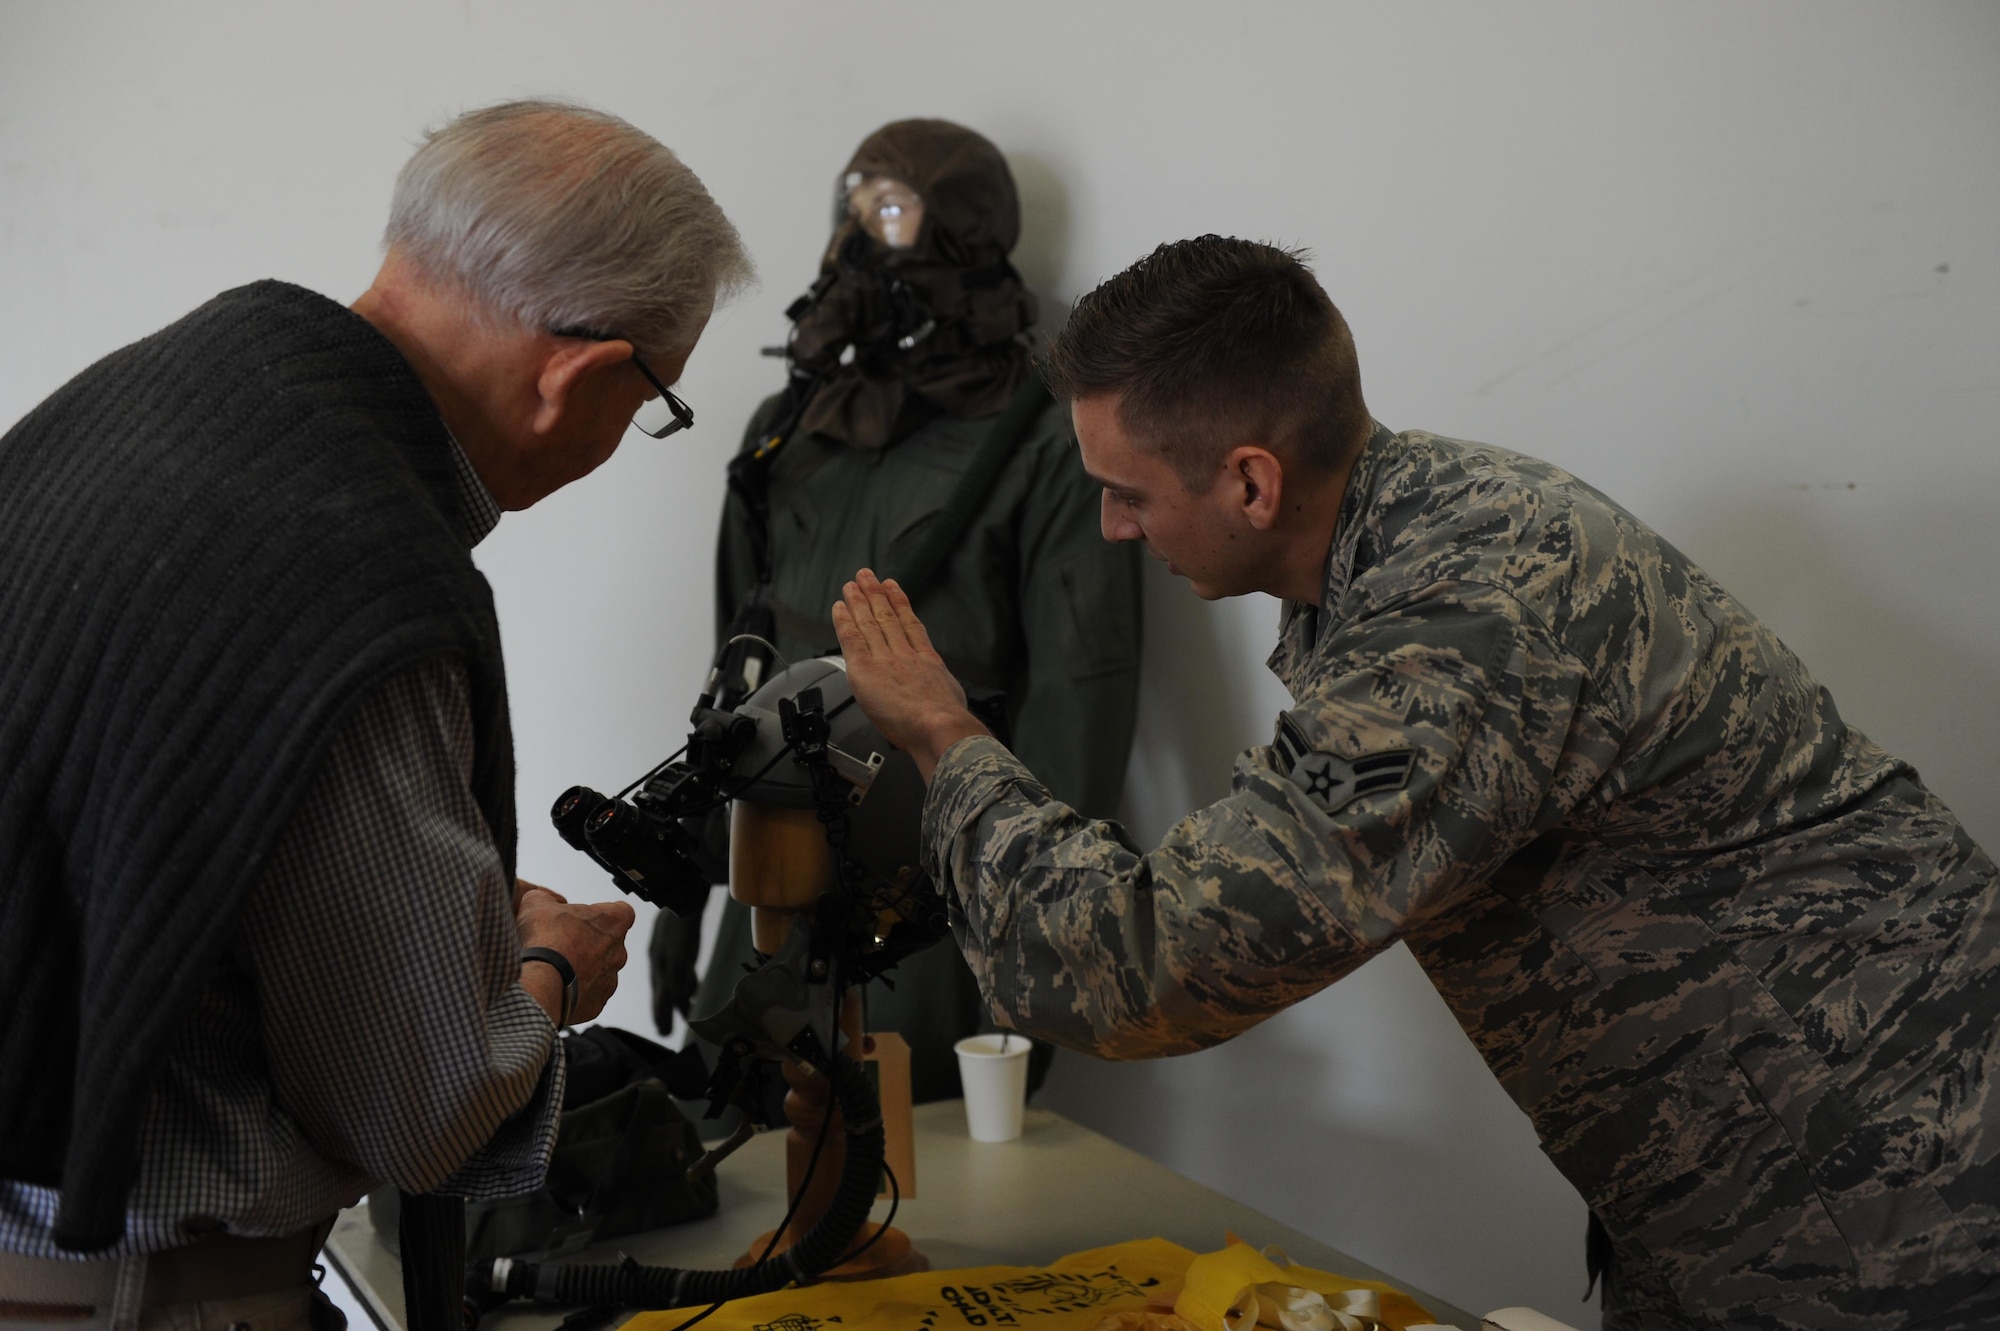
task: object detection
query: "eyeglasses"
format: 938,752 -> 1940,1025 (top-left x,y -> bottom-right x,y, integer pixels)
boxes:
549,325 -> 695,439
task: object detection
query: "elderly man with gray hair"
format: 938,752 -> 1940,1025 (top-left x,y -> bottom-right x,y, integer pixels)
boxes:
0,100 -> 749,1331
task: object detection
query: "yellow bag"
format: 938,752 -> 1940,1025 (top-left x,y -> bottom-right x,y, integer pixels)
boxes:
1175,1242 -> 1434,1330
623,1238 -> 1433,1331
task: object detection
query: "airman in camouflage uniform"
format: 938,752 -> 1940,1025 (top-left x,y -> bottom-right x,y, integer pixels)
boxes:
918,423 -> 2000,1330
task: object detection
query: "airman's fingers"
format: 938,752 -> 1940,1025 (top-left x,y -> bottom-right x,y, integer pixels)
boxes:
840,579 -> 882,651
879,577 -> 938,657
846,571 -> 899,654
831,599 -> 866,658
856,570 -> 909,652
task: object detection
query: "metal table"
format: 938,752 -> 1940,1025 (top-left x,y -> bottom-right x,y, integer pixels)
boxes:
325,1100 -> 1478,1330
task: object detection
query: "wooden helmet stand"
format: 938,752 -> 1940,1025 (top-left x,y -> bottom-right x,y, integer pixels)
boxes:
727,799 -> 928,1280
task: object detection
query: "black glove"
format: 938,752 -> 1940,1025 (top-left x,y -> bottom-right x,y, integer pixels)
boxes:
648,898 -> 706,1032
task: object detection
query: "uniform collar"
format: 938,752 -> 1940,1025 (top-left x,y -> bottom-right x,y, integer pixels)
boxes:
1265,420 -> 1398,694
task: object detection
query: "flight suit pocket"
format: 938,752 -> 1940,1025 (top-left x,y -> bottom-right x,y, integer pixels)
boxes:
885,506 -> 987,596
1547,1049 -> 1855,1316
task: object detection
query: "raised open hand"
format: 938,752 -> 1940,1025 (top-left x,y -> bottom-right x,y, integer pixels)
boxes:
831,568 -> 989,782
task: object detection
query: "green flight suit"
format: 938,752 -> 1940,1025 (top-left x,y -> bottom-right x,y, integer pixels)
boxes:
923,424 -> 2000,1329
654,392 -> 1143,1103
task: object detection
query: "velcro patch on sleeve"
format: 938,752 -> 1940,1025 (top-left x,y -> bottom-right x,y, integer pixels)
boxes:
1272,710 -> 1416,815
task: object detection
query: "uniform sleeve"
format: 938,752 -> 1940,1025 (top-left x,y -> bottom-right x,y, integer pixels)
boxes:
236,658 -> 563,1200
1007,424 -> 1144,819
922,583 -> 1611,1060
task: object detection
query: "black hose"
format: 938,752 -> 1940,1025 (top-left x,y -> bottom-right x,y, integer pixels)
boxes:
480,1052 -> 884,1311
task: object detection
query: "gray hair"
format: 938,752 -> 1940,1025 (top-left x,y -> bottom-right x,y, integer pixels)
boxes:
385,99 -> 753,352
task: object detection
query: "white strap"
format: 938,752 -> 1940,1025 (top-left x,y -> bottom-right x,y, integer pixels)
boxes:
108,1252 -> 147,1331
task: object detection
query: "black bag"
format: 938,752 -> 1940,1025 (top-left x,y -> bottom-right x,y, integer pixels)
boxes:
370,1027 -> 718,1263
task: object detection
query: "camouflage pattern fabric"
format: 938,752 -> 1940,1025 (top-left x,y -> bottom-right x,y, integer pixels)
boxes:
922,424 -> 2000,1330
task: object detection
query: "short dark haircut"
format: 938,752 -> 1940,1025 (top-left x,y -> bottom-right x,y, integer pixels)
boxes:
1045,236 -> 1368,489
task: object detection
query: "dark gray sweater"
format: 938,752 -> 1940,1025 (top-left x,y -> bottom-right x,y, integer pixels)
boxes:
0,281 -> 515,1251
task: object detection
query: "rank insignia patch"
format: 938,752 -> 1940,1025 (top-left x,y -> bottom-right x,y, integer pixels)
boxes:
1272,711 -> 1416,814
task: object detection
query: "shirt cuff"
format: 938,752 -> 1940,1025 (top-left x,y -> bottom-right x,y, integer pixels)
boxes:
436,990 -> 567,1201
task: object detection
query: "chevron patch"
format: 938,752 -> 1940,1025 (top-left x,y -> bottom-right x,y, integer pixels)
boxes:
1272,711 -> 1417,815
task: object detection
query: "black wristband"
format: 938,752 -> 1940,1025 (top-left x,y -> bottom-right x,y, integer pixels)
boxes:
521,946 -> 579,1026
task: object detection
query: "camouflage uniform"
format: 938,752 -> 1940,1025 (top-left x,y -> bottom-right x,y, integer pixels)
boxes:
923,424 -> 2000,1330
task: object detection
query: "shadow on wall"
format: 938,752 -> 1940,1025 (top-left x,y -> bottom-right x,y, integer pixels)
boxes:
1118,559 -> 1286,841
1672,486 -> 2000,848
1005,151 -> 1072,351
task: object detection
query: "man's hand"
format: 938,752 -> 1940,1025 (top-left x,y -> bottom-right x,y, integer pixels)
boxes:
515,880 -> 635,1025
831,568 -> 989,783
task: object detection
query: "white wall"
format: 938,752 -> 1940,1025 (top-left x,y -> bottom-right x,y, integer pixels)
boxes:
5,4 -> 1996,1326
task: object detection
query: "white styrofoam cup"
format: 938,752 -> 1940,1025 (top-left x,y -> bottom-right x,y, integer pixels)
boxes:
954,1033 -> 1031,1142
